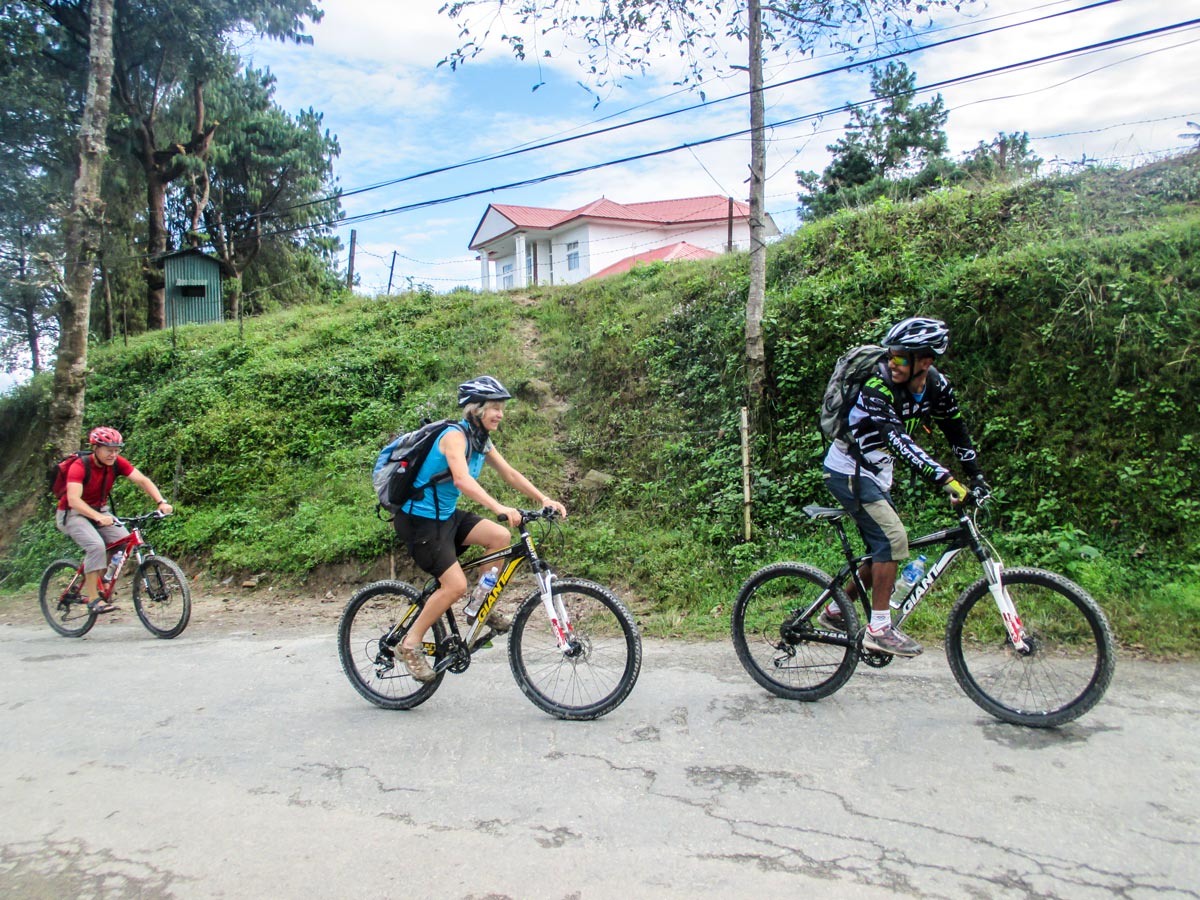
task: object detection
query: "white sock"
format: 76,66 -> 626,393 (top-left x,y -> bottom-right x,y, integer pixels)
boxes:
826,601 -> 841,614
869,610 -> 891,633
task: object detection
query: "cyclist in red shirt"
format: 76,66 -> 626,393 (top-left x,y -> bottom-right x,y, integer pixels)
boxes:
54,427 -> 173,614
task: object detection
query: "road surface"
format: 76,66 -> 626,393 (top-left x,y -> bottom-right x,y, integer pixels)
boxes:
0,618 -> 1196,899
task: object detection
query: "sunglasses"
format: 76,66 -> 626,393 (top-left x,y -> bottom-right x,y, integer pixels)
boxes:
889,355 -> 912,367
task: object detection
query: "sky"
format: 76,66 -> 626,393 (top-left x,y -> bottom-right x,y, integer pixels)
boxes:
235,0 -> 1199,297
2,0 -> 1196,396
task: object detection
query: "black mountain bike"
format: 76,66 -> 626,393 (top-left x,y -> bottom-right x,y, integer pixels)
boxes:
338,508 -> 642,720
731,493 -> 1115,727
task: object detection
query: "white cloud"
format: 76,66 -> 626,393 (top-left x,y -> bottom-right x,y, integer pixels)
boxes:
242,0 -> 1200,292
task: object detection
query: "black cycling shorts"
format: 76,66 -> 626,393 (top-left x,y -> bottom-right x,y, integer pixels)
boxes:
393,509 -> 484,578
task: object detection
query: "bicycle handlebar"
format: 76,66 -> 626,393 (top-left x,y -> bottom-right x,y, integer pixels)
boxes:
115,511 -> 172,527
498,506 -> 561,526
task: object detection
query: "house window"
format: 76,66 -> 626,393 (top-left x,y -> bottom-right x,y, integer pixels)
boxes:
567,241 -> 580,271
501,263 -> 513,289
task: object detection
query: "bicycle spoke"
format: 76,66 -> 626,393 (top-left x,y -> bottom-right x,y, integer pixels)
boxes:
731,563 -> 859,701
947,568 -> 1114,727
39,560 -> 96,638
338,581 -> 444,709
509,580 -> 641,720
132,557 -> 191,639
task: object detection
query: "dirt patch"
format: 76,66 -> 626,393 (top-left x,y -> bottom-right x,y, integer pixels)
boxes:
0,560 -> 546,637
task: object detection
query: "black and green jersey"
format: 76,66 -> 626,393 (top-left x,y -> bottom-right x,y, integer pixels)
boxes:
826,363 -> 981,490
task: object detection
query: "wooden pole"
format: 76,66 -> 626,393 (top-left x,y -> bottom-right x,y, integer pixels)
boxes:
386,250 -> 397,295
727,196 -> 734,253
346,229 -> 357,289
741,406 -> 752,541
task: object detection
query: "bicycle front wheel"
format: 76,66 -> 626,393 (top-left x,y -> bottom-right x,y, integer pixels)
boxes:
338,581 -> 445,710
508,579 -> 641,720
132,556 -> 192,639
39,559 -> 96,638
730,562 -> 860,701
946,567 -> 1115,727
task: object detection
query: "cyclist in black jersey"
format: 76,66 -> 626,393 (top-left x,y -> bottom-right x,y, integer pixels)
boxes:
821,316 -> 989,657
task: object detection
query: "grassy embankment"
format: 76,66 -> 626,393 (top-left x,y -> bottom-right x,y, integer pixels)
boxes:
1,154 -> 1198,654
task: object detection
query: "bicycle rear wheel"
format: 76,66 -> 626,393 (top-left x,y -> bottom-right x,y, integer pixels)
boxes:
132,556 -> 191,639
730,562 -> 860,701
338,581 -> 445,709
946,567 -> 1115,727
508,579 -> 641,720
39,559 -> 97,638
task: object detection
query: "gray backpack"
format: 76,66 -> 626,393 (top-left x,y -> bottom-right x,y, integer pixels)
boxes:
372,419 -> 466,518
819,344 -> 887,444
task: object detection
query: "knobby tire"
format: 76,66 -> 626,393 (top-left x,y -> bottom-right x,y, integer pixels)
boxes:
132,556 -> 191,639
945,567 -> 1115,727
39,559 -> 96,638
338,580 -> 445,710
731,562 -> 860,701
508,579 -> 641,720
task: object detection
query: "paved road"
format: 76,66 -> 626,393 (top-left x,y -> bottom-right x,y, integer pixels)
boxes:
0,619 -> 1196,900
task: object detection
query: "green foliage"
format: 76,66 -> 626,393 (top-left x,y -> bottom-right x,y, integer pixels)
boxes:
3,154 -> 1200,656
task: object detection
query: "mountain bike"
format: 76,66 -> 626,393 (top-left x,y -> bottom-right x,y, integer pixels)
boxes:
39,512 -> 191,639
338,508 -> 642,720
730,492 -> 1115,727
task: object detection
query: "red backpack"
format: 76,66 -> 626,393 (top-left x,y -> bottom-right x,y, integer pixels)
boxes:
48,451 -> 115,503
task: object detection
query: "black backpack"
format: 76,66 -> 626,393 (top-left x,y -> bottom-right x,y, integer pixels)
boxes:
371,419 -> 467,518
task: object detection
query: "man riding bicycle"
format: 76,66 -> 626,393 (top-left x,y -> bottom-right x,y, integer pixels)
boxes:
54,427 -> 174,615
820,317 -> 988,657
393,376 -> 567,682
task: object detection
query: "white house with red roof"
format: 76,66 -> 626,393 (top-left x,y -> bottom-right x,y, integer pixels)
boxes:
468,195 -> 779,290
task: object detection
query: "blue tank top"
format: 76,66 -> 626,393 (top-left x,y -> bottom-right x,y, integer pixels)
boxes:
401,421 -> 488,520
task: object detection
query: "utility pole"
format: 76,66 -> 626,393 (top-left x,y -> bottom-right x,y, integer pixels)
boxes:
387,250 -> 397,295
727,197 -> 734,253
346,229 -> 357,289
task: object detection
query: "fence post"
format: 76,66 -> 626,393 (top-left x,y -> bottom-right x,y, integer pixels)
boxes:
741,406 -> 752,541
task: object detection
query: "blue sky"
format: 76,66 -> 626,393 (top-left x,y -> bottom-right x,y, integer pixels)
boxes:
1,0 -> 1196,395
239,0 -> 1199,295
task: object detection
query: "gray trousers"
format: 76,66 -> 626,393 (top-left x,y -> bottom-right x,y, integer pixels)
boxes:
55,508 -> 129,573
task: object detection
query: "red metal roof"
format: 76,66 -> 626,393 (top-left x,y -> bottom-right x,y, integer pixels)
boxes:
478,195 -> 748,245
589,241 -> 719,280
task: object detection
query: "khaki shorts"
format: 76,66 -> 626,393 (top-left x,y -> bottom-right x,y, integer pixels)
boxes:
55,508 -> 129,573
823,469 -> 909,563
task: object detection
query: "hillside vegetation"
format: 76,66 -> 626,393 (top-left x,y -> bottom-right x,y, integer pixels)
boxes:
2,153 -> 1198,654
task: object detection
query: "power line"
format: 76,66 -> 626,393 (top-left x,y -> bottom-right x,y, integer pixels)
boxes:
258,15 -> 1200,241
268,0 -> 1133,218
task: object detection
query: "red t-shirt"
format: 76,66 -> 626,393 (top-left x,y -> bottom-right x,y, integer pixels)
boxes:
57,455 -> 134,511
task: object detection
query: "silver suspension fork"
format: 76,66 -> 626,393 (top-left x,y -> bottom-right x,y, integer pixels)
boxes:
982,557 -> 1029,651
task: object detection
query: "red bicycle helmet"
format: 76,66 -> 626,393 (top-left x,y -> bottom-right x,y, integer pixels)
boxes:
88,426 -> 124,447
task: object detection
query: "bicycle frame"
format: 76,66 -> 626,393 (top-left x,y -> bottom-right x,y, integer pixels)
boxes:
60,517 -> 158,602
396,510 -> 581,668
817,502 -> 1029,652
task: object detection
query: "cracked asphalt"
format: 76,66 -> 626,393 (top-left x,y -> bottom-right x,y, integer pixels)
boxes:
0,619 -> 1196,899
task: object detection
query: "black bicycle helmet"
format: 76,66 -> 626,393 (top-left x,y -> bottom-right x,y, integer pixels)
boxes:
884,316 -> 950,356
457,375 -> 512,407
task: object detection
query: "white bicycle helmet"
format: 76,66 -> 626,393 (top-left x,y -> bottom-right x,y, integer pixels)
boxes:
884,316 -> 950,356
457,375 -> 512,407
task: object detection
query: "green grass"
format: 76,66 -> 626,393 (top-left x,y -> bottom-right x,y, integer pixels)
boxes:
3,155 -> 1200,656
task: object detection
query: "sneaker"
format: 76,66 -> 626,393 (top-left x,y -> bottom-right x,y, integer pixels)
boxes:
399,643 -> 436,683
862,625 -> 923,657
817,606 -> 846,632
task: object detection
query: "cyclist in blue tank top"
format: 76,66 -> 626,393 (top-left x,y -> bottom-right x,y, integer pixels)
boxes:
393,376 -> 568,682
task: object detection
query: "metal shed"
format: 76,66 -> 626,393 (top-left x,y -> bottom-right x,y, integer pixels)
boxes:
163,249 -> 223,326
